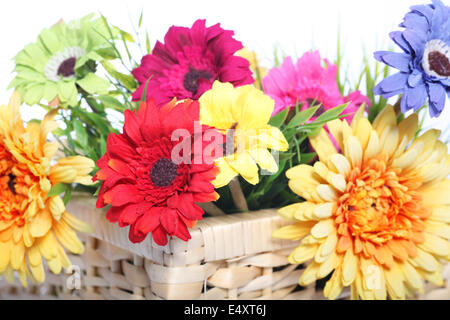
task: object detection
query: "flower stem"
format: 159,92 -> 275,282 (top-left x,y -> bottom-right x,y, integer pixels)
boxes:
229,177 -> 249,212
197,202 -> 225,216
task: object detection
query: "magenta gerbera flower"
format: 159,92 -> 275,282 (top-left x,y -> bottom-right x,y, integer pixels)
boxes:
131,19 -> 254,105
262,51 -> 370,122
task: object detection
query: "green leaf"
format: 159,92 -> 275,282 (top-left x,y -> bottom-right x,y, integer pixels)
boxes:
47,183 -> 67,197
146,31 -> 151,54
314,103 -> 348,123
76,73 -> 110,95
121,30 -> 135,43
269,108 -> 289,128
100,136 -> 107,156
138,10 -> 144,28
97,95 -> 126,112
102,61 -> 137,91
73,120 -> 88,147
285,106 -> 319,129
63,185 -> 73,206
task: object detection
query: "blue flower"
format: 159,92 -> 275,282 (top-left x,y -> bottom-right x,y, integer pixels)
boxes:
374,0 -> 450,118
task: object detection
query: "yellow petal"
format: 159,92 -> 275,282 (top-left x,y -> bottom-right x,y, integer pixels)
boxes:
299,261 -> 320,286
29,208 -> 52,238
199,81 -> 235,129
49,196 -> 65,221
53,220 -> 85,254
272,221 -> 315,240
56,156 -> 95,176
248,148 -> 278,173
49,166 -> 77,184
323,266 -> 344,300
257,125 -> 289,151
310,219 -> 335,239
342,249 -> 357,286
419,233 -> 450,257
316,184 -> 338,202
309,128 -> 338,163
344,135 -> 362,167
400,261 -> 423,290
364,130 -> 381,161
212,157 -> 238,188
227,151 -> 259,185
410,248 -> 439,272
11,241 -> 25,270
232,85 -> 273,129
317,251 -> 340,279
289,244 -> 319,264
329,153 -> 351,177
62,212 -> 94,233
0,241 -> 12,272
385,264 -> 406,300
372,105 -> 396,136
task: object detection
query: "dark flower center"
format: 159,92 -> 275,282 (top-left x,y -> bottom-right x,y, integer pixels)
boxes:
8,174 -> 16,195
428,51 -> 450,77
150,158 -> 179,187
183,67 -> 212,94
57,57 -> 77,78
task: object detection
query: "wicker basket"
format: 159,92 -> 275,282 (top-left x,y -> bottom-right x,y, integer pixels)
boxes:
1,193 -> 449,300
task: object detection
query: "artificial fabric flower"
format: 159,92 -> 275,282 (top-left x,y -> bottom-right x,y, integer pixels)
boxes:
199,81 -> 289,187
9,14 -> 116,106
373,0 -> 450,118
273,105 -> 450,300
262,51 -> 370,119
0,93 -> 94,286
131,19 -> 254,105
94,99 -> 224,246
236,47 -> 267,87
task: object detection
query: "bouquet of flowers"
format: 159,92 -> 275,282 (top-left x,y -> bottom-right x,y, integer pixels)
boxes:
0,0 -> 449,300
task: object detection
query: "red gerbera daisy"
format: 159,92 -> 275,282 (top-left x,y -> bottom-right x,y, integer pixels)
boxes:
94,99 -> 224,246
131,19 -> 254,106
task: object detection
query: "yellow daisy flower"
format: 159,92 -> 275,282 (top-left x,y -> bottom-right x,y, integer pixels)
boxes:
0,92 -> 95,286
199,81 -> 288,188
273,105 -> 450,300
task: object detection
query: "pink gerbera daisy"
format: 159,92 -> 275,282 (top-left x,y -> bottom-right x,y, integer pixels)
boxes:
262,51 -> 370,122
131,19 -> 254,106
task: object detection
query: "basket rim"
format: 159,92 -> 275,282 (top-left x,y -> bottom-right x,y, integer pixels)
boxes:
67,192 -> 295,263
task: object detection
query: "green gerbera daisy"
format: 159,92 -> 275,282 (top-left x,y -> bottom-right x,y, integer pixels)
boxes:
9,14 -> 118,106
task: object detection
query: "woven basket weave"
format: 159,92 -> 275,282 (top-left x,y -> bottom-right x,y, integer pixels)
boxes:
1,193 -> 449,300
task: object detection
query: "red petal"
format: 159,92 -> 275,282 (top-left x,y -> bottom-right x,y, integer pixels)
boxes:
139,100 -> 162,141
192,191 -> 219,203
173,217 -> 191,241
152,226 -> 168,246
160,208 -> 178,235
134,206 -> 164,234
104,184 -> 143,207
105,206 -> 121,223
189,175 -> 215,193
108,158 -> 133,177
118,204 -> 140,227
128,223 -> 147,243
177,193 -> 204,220
123,109 -> 143,145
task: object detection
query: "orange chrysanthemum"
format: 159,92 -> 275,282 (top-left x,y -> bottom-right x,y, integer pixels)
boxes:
274,105 -> 450,300
0,93 -> 94,286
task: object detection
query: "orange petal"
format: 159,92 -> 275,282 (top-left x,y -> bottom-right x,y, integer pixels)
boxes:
336,235 -> 352,253
386,240 -> 408,261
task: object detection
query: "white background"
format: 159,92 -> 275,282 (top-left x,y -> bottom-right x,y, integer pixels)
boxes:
0,0 -> 448,143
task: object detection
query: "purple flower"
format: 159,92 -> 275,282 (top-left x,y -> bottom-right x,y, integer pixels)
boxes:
374,0 -> 450,118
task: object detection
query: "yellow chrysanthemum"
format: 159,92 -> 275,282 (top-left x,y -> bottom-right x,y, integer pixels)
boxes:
274,105 -> 450,300
0,92 -> 95,286
199,81 -> 288,187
